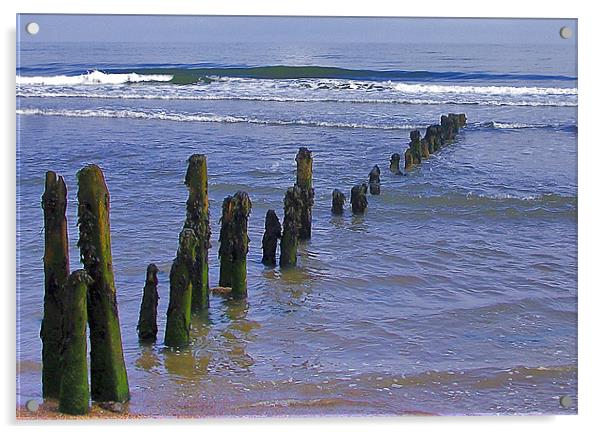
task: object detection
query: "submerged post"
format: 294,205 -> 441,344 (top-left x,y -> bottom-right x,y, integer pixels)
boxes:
77,164 -> 129,403
165,229 -> 197,347
351,183 -> 368,214
405,130 -> 422,171
184,155 -> 210,311
59,270 -> 91,416
261,210 -> 281,266
295,147 -> 314,240
331,189 -> 346,215
280,186 -> 303,267
218,192 -> 252,298
368,165 -> 381,195
389,153 -> 402,175
40,171 -> 70,399
137,263 -> 159,343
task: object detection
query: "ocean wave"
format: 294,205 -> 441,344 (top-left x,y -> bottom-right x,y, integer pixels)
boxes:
15,107 -> 427,130
15,89 -> 577,107
16,70 -> 174,86
475,121 -> 577,131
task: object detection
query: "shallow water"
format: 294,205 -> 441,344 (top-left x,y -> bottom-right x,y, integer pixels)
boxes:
16,35 -> 577,416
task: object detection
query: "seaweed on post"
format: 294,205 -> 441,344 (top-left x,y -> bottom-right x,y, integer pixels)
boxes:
58,270 -> 91,415
184,155 -> 211,311
280,186 -> 303,267
165,229 -> 197,347
218,192 -> 252,298
40,171 -> 70,399
137,263 -> 159,343
77,164 -> 130,403
295,147 -> 314,241
261,210 -> 281,266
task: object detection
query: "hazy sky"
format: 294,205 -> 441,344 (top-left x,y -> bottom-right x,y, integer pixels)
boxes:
17,15 -> 576,45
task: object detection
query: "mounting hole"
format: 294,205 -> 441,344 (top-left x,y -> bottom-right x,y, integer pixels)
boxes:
25,399 -> 39,412
559,26 -> 572,39
26,22 -> 39,35
559,395 -> 573,408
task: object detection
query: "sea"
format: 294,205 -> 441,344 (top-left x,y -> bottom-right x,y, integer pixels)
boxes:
16,39 -> 577,416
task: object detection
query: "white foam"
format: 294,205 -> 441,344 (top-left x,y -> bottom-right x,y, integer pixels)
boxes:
16,70 -> 173,86
392,82 -> 576,96
15,107 -> 425,130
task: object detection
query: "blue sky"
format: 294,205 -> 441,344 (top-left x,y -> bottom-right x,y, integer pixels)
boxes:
17,15 -> 577,45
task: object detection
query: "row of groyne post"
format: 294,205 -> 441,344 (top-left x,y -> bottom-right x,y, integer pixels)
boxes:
39,113 -> 465,414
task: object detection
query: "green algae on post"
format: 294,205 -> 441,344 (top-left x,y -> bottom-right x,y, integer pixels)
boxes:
40,171 -> 70,399
137,263 -> 159,343
76,164 -> 129,403
261,210 -> 281,266
218,192 -> 252,298
59,270 -> 92,416
184,155 -> 210,311
351,183 -> 368,214
331,189 -> 346,215
280,186 -> 303,267
165,229 -> 197,347
295,147 -> 314,241
368,165 -> 381,195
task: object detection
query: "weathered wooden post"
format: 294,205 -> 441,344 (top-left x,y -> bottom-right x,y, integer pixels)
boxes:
40,171 -> 70,399
351,183 -> 368,214
409,130 -> 423,164
137,263 -> 159,342
77,164 -> 129,403
58,270 -> 91,415
425,126 -> 437,154
280,186 -> 303,267
404,148 -> 414,171
440,115 -> 454,142
261,210 -> 281,266
184,154 -> 210,311
368,165 -> 381,195
458,113 -> 467,128
295,147 -> 314,240
218,192 -> 252,298
331,189 -> 346,215
389,153 -> 402,175
165,229 -> 197,347
420,137 -> 431,159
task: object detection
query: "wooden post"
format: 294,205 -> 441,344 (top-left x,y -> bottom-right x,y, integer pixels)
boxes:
261,210 -> 281,266
217,192 -> 252,298
351,183 -> 368,214
137,263 -> 159,343
295,147 -> 314,240
184,155 -> 210,311
368,165 -> 381,195
59,270 -> 91,415
280,186 -> 303,267
331,189 -> 346,215
40,171 -> 70,399
389,153 -> 402,175
165,229 -> 197,347
77,164 -> 129,403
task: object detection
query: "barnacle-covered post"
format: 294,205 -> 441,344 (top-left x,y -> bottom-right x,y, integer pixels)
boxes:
40,171 -> 70,399
218,192 -> 252,298
77,164 -> 129,403
280,186 -> 303,267
389,153 -> 402,175
351,183 -> 368,214
165,229 -> 197,347
137,263 -> 159,342
184,154 -> 210,311
368,165 -> 381,195
261,210 -> 281,266
59,270 -> 91,415
331,189 -> 345,215
295,147 -> 314,240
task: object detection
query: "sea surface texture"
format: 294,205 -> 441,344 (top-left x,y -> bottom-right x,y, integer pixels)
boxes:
16,40 -> 577,416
